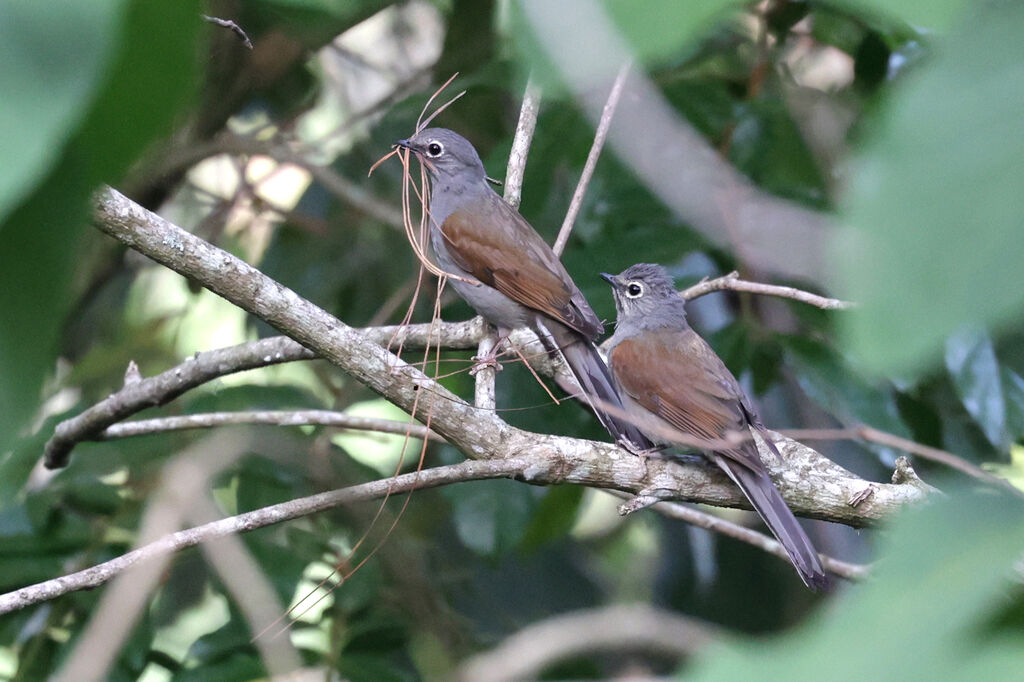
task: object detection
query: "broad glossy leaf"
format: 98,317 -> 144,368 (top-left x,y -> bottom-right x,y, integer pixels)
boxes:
445,479 -> 536,556
945,327 -> 1006,450
0,0 -> 200,454
171,653 -> 265,682
0,2 -> 119,224
784,337 -> 908,441
837,2 -> 1024,375
841,0 -> 968,32
687,492 -> 1024,680
512,0 -> 737,91
518,486 -> 584,552
1002,368 -> 1024,441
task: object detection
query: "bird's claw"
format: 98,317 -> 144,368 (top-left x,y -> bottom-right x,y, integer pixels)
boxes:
469,354 -> 503,376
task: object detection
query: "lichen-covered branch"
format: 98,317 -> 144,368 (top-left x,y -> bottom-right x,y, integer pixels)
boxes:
79,186 -> 927,531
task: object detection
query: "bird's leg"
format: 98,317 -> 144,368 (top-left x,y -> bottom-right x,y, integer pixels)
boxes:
617,437 -> 668,458
616,438 -> 669,477
469,326 -> 510,375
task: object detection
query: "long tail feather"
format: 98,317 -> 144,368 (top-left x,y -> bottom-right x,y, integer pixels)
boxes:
713,453 -> 829,590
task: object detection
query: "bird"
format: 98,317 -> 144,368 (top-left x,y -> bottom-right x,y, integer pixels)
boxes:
601,263 -> 828,589
395,127 -> 650,449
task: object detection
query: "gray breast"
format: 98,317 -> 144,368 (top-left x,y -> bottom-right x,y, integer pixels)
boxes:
429,222 -> 531,331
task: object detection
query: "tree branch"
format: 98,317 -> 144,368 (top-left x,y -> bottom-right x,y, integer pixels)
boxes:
502,74 -> 542,211
0,458 -> 528,616
624,492 -> 870,581
12,189 -> 926,617
680,271 -> 852,310
43,269 -> 850,467
201,14 -> 253,50
787,426 -> 1022,496
97,410 -> 442,442
456,603 -> 718,682
43,336 -> 314,468
70,189 -> 927,530
553,61 -> 630,257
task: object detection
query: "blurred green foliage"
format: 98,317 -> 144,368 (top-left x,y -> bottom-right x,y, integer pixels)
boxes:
0,0 -> 1023,680
838,0 -> 1024,375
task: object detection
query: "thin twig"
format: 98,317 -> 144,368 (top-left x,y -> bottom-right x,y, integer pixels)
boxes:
98,410 -> 442,442
623,492 -> 870,581
553,62 -> 631,257
43,337 -> 315,468
503,74 -> 542,210
456,604 -> 718,682
0,458 -> 529,616
473,334 -> 498,410
680,271 -> 853,310
202,14 -> 253,49
471,76 -> 544,408
786,426 -> 1022,496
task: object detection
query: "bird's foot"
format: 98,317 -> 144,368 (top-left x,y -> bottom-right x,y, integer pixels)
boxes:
469,352 -> 503,376
617,439 -> 667,458
616,438 -> 668,476
469,357 -> 502,375
469,332 -> 510,376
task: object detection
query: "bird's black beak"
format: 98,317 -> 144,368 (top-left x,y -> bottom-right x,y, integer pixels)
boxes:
600,272 -> 619,288
395,138 -> 414,151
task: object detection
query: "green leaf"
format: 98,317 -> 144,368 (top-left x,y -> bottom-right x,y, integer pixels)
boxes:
945,327 -> 1006,450
0,2 -> 120,223
519,486 -> 584,552
729,97 -> 827,205
337,652 -> 415,682
840,0 -> 968,32
687,492 -> 1024,680
510,0 -> 738,91
171,653 -> 265,682
600,0 -> 735,65
234,455 -> 306,513
837,2 -> 1024,375
0,0 -> 200,455
1002,368 -> 1024,441
783,336 -> 908,447
445,479 -> 536,557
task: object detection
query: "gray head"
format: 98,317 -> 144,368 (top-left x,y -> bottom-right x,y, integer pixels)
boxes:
396,127 -> 487,184
601,263 -> 688,331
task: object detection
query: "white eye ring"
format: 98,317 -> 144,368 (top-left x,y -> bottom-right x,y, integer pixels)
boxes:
426,141 -> 444,157
625,281 -> 644,299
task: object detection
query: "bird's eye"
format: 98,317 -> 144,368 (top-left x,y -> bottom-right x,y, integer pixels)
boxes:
625,282 -> 644,298
426,141 -> 444,157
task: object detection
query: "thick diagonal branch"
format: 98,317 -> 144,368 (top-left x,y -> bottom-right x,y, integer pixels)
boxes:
78,187 -> 926,530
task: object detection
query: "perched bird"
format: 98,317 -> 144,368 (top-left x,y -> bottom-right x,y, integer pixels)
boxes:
602,264 -> 828,589
396,128 -> 649,448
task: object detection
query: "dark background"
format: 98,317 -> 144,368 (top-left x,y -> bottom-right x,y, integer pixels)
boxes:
1,1 -> 1022,679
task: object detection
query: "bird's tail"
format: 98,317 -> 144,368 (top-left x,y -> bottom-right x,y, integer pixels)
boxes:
535,320 -> 652,450
713,451 -> 830,590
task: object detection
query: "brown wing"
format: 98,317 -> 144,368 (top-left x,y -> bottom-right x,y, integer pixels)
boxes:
610,329 -> 764,469
439,195 -> 603,338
